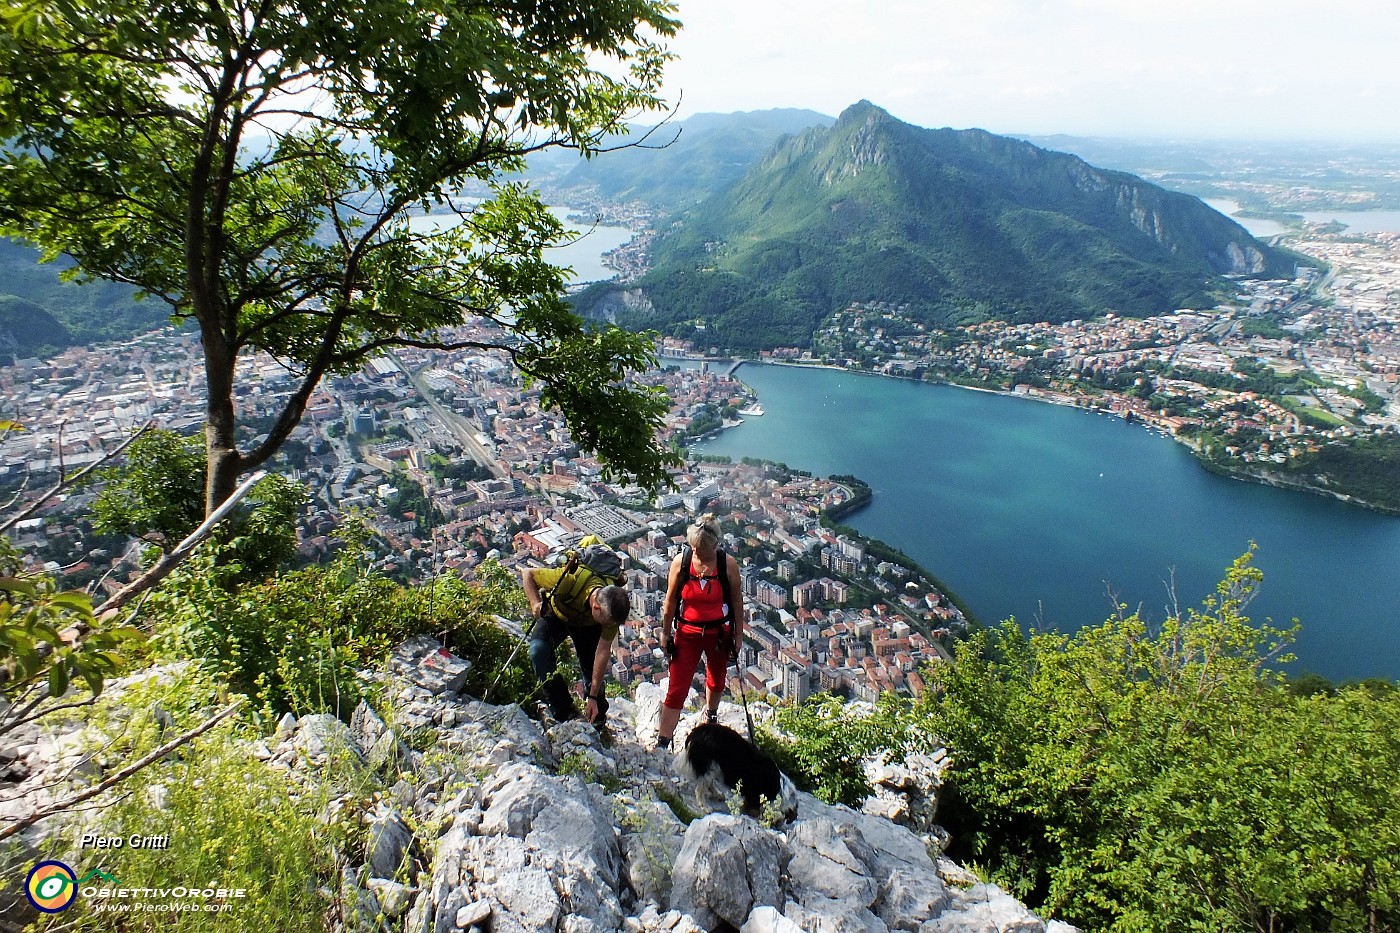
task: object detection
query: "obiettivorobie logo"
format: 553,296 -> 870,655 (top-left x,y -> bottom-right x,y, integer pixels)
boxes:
24,861 -> 122,913
24,859 -> 247,915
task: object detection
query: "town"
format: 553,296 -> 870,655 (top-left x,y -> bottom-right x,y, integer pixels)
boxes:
5,220 -> 1400,706
2,324 -> 965,706
787,226 -> 1400,506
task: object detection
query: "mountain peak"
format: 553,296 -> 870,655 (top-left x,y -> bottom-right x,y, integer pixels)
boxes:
604,109 -> 1296,351
836,99 -> 893,126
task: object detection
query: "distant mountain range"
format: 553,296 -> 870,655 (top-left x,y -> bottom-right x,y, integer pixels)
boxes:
0,240 -> 164,358
529,108 -> 834,212
570,102 -> 1301,351
5,105 -> 1305,359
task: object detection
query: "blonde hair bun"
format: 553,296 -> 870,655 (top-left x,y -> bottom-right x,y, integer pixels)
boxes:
687,513 -> 720,550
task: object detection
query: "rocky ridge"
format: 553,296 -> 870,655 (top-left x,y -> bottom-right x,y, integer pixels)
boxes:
3,636 -> 1074,932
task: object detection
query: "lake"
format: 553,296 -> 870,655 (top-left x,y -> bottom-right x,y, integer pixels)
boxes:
1204,199 -> 1290,238
1298,210 -> 1400,234
407,204 -> 633,285
696,363 -> 1400,683
1204,199 -> 1400,237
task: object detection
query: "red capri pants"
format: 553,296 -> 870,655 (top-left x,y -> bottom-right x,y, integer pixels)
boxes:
663,622 -> 730,709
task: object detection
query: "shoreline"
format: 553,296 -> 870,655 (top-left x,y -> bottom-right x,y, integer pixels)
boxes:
723,357 -> 1400,518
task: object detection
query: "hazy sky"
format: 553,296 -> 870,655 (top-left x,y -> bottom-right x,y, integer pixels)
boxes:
657,0 -> 1400,142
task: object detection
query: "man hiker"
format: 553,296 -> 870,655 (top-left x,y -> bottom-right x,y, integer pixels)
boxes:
520,536 -> 630,726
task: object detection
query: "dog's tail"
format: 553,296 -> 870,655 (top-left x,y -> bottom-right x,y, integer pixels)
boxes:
673,746 -> 700,783
778,773 -> 799,822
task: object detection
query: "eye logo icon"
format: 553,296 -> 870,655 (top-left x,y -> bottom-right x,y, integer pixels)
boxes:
24,862 -> 121,912
25,861 -> 77,912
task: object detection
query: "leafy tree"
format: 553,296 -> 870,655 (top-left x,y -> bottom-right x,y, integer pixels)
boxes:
91,429 -> 305,580
927,550 -> 1400,931
0,0 -> 681,514
91,430 -> 206,547
426,452 -> 492,485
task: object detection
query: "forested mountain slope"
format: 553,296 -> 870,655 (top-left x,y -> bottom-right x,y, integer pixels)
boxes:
579,101 -> 1298,350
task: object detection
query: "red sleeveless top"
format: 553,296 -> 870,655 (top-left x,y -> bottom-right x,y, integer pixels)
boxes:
680,554 -> 727,624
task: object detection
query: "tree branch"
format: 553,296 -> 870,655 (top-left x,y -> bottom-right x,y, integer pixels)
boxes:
97,469 -> 266,615
0,699 -> 245,842
0,421 -> 155,535
0,692 -> 101,738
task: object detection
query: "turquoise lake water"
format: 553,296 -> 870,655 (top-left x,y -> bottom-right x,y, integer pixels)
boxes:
695,363 -> 1400,682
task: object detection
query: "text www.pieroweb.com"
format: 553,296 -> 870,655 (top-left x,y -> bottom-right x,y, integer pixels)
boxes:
89,901 -> 232,914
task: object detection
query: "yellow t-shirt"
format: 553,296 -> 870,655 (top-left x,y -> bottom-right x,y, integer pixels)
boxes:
533,565 -> 621,641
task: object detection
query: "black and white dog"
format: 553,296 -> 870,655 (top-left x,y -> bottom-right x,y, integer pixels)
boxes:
674,722 -> 798,821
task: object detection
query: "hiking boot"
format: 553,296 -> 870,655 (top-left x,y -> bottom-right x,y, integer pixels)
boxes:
542,677 -> 579,722
705,709 -> 719,725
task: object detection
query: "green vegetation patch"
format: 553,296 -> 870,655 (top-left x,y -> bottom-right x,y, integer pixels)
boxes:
925,550 -> 1400,930
31,677 -> 356,932
1277,432 -> 1400,513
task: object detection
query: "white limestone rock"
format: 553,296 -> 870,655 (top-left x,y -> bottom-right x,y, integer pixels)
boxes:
366,804 -> 415,879
922,883 -> 1049,933
479,763 -> 622,888
617,797 -> 686,907
670,814 -> 785,931
741,905 -> 807,933
436,700 -> 553,774
785,819 -> 881,906
883,867 -> 952,931
292,713 -> 360,763
367,879 -> 413,919
785,794 -> 949,930
784,898 -> 890,933
275,711 -> 298,740
454,897 -> 492,928
390,635 -> 472,696
862,792 -> 910,824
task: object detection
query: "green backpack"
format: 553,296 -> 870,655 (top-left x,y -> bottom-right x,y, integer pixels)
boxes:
546,535 -> 623,620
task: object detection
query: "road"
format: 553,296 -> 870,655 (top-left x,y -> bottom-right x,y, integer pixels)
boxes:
386,351 -> 508,479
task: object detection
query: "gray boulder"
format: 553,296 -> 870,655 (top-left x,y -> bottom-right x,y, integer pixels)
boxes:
391,635 -> 472,696
785,795 -> 949,930
366,804 -> 415,879
741,906 -> 806,933
479,762 -> 622,888
671,814 -> 785,930
616,797 -> 686,907
921,883 -> 1051,933
785,819 -> 881,907
416,761 -> 625,932
785,898 -> 890,933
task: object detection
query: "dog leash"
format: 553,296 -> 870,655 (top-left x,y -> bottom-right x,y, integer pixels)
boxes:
733,653 -> 757,742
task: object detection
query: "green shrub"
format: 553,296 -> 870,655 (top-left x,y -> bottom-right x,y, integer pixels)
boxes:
29,672 -> 358,932
762,692 -> 938,807
0,536 -> 140,715
148,528 -> 534,719
928,550 -> 1400,931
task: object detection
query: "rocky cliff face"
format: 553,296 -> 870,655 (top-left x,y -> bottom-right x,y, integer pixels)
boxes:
3,636 -> 1075,933
577,287 -> 654,325
330,636 -> 1074,933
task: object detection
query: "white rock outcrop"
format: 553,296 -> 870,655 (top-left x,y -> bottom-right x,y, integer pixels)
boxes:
5,637 -> 1076,933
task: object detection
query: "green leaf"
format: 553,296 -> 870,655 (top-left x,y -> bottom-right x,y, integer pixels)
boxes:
47,662 -> 69,697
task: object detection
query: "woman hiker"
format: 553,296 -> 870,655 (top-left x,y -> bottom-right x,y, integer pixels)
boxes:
656,514 -> 745,749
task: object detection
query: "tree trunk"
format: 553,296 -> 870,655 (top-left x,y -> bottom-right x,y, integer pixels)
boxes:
203,328 -> 242,515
